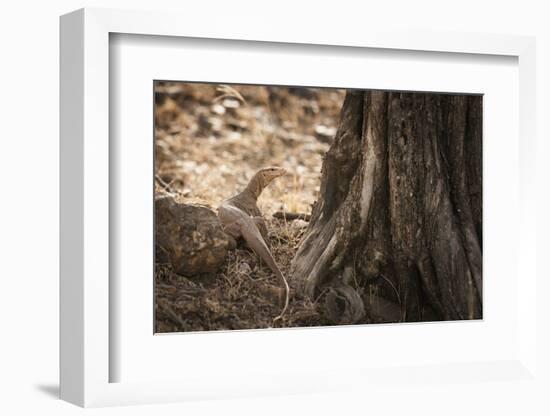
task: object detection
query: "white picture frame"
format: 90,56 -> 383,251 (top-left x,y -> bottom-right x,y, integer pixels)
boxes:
60,7 -> 537,408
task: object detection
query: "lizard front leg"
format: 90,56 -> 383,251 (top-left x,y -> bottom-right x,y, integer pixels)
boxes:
221,221 -> 240,250
252,216 -> 269,242
221,221 -> 241,239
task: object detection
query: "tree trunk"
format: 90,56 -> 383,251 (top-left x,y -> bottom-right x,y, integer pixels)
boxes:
290,90 -> 482,324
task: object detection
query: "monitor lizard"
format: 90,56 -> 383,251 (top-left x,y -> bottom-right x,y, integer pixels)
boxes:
217,167 -> 290,324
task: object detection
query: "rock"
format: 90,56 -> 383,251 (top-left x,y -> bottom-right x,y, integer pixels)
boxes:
237,262 -> 252,275
211,103 -> 226,115
221,98 -> 240,109
155,196 -> 231,276
314,125 -> 337,144
291,219 -> 309,230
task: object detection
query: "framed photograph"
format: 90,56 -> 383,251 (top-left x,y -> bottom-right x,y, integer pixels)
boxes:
60,8 -> 537,408
153,80 -> 483,332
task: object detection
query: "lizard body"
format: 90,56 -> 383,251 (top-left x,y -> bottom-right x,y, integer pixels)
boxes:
217,167 -> 290,323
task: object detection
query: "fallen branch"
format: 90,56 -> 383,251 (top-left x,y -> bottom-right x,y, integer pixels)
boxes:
273,211 -> 311,221
155,174 -> 181,196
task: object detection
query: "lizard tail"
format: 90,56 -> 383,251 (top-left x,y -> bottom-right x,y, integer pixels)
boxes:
272,277 -> 290,326
239,220 -> 290,324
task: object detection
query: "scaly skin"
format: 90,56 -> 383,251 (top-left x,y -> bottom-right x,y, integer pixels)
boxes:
217,167 -> 289,323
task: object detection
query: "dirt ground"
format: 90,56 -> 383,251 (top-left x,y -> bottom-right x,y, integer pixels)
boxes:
154,81 -> 346,332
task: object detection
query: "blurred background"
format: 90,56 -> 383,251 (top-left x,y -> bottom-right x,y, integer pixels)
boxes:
154,82 -> 345,215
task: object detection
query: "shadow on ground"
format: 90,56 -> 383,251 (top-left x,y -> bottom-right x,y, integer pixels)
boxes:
34,383 -> 59,399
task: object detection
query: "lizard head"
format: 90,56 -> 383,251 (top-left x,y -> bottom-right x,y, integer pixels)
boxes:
245,166 -> 286,199
258,166 -> 286,187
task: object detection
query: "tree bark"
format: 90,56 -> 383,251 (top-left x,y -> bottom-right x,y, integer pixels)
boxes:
290,90 -> 482,323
